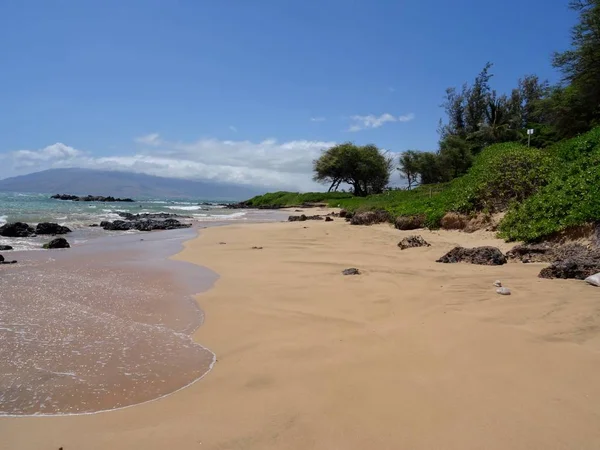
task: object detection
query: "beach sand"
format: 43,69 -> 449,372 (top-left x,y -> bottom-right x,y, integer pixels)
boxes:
3,214 -> 600,449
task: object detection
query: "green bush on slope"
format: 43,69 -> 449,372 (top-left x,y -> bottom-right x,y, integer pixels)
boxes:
332,142 -> 552,229
499,128 -> 600,241
243,191 -> 353,207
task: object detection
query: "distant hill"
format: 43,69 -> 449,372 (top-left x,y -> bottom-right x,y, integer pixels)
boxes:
0,168 -> 265,201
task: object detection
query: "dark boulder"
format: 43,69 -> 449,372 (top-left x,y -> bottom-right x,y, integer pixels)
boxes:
436,246 -> 507,266
539,259 -> 600,280
288,215 -> 323,222
350,210 -> 391,226
325,216 -> 334,222
43,237 -> 70,249
101,218 -> 192,232
35,222 -> 72,235
0,222 -> 35,237
0,254 -> 3,262
398,235 -> 431,250
117,212 -> 189,220
0,245 -> 13,251
133,218 -> 192,231
342,268 -> 360,275
101,220 -> 134,231
506,243 -> 555,263
339,209 -> 348,218
394,215 -> 425,230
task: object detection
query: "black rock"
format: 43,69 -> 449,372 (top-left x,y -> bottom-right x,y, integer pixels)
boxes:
506,243 -> 555,263
436,246 -> 507,266
539,259 -> 600,280
342,268 -> 360,275
398,235 -> 431,250
100,220 -> 134,231
288,214 -> 324,222
0,245 -> 13,251
325,216 -> 334,222
394,215 -> 425,230
117,212 -> 189,220
0,260 -> 17,264
0,222 -> 36,237
350,210 -> 391,226
36,222 -> 72,235
0,254 -> 3,262
100,218 -> 192,232
51,194 -> 134,202
43,237 -> 70,249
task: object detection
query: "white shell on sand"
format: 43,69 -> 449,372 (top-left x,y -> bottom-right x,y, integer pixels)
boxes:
496,287 -> 511,295
493,280 -> 502,287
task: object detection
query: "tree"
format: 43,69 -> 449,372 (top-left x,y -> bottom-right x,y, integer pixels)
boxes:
313,143 -> 392,196
552,0 -> 600,137
414,151 -> 446,185
397,150 -> 421,189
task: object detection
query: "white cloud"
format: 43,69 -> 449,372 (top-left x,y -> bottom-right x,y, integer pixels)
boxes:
348,112 -> 415,131
1,136 -> 339,191
229,125 -> 238,133
310,117 -> 326,122
134,133 -> 162,146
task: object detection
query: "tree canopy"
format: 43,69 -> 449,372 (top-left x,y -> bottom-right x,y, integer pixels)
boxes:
313,143 -> 392,196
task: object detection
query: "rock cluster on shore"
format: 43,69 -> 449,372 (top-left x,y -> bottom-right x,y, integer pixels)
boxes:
398,235 -> 431,250
288,214 -> 324,222
100,217 -> 192,231
36,222 -> 72,235
0,222 -> 36,237
51,194 -> 135,202
436,246 -> 508,266
116,212 -> 190,221
43,237 -> 70,249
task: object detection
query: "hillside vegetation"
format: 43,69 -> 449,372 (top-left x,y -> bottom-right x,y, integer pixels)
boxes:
241,191 -> 353,208
247,127 -> 600,242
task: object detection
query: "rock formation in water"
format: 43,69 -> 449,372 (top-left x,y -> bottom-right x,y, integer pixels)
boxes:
51,194 -> 135,202
0,222 -> 36,237
35,222 -> 72,235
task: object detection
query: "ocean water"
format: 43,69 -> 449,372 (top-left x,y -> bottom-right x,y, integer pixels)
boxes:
0,192 -> 278,251
0,192 -> 285,415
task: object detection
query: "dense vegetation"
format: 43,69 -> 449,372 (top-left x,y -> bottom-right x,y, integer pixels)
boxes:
242,191 -> 353,208
248,1 -> 600,243
396,0 -> 600,186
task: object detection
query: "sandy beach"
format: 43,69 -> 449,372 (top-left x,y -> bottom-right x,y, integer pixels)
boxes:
3,212 -> 600,449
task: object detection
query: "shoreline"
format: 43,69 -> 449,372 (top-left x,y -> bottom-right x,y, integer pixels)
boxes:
0,225 -> 219,416
3,217 -> 600,449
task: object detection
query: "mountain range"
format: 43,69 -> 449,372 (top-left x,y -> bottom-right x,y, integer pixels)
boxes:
0,168 -> 265,201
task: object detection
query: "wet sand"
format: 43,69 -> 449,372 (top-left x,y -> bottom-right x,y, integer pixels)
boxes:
0,228 -> 217,415
3,215 -> 600,449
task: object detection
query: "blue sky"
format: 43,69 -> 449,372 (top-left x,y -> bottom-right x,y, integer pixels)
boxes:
0,0 -> 576,190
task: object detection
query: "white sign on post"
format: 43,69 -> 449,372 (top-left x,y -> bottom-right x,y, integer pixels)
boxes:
527,129 -> 534,135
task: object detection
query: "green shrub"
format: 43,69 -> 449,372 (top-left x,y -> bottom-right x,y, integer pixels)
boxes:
450,143 -> 554,213
244,191 -> 353,207
499,129 -> 600,241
